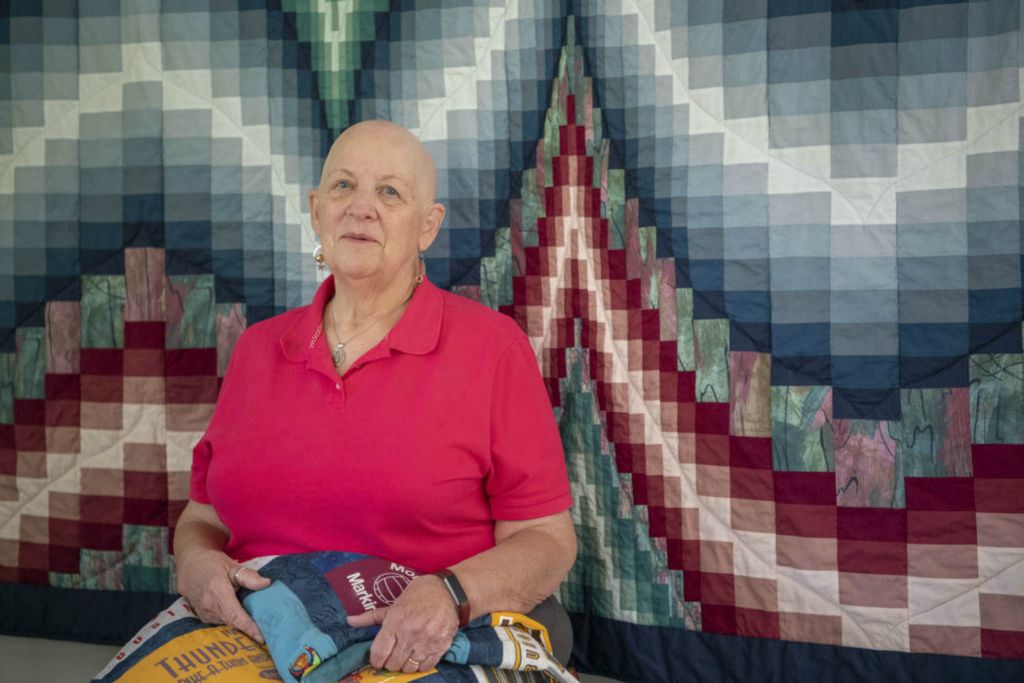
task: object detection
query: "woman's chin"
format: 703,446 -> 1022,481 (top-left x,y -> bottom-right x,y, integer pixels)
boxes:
330,262 -> 387,284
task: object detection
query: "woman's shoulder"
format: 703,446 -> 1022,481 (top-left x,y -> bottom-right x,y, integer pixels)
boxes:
437,289 -> 527,345
231,303 -> 312,355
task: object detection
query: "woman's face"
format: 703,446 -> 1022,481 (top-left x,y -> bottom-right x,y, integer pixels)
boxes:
309,122 -> 443,287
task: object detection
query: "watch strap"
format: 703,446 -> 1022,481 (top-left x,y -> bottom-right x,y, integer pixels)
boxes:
434,568 -> 471,628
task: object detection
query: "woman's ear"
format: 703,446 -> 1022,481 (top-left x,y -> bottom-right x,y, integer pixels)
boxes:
419,202 -> 445,252
308,188 -> 320,235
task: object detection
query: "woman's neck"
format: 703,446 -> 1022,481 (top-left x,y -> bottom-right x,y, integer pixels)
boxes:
328,263 -> 421,330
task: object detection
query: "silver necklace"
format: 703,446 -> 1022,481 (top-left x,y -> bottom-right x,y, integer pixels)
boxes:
326,275 -> 421,369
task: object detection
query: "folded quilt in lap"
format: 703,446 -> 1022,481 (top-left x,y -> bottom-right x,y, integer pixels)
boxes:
92,551 -> 577,683
240,552 -> 576,683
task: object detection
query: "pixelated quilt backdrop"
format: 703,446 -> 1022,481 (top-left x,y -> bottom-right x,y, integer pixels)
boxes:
2,1 -> 1023,680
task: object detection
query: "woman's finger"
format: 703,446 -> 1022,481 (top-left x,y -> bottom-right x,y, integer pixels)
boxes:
234,566 -> 271,590
420,651 -> 444,671
401,653 -> 426,674
382,643 -> 413,673
347,607 -> 388,628
218,590 -> 265,644
368,626 -> 398,670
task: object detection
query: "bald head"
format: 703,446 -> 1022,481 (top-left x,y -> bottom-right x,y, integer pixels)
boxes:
321,120 -> 438,205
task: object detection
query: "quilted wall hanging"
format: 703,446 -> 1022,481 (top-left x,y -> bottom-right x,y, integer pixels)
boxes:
1,1 -> 1023,681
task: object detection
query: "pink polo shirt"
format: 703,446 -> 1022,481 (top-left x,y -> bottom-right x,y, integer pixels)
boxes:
189,276 -> 571,573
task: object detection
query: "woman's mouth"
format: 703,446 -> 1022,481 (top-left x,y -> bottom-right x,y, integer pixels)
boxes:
342,234 -> 376,243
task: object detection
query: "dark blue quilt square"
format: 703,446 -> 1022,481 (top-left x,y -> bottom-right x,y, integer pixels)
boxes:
832,355 -> 898,389
833,386 -> 901,420
46,275 -> 80,301
692,289 -> 726,318
772,323 -> 829,357
79,249 -> 124,275
901,355 -> 969,388
166,249 -> 212,275
969,288 -> 1021,323
770,354 -> 831,385
730,320 -> 771,353
970,322 -> 1022,354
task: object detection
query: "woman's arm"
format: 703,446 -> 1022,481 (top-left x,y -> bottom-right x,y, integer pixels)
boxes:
454,510 -> 577,617
349,510 -> 577,673
173,500 -> 270,643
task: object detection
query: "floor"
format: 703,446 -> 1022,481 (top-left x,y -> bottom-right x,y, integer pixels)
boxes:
0,634 -> 624,682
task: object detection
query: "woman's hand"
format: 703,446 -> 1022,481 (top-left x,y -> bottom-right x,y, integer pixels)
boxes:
176,548 -> 271,644
346,575 -> 458,673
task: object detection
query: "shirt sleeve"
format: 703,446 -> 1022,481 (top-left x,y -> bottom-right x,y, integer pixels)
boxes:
188,331 -> 247,504
485,335 -> 573,520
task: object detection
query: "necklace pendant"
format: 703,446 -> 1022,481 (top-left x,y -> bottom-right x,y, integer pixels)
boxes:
332,343 -> 346,368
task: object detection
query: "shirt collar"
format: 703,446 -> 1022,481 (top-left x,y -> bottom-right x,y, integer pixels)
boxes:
280,274 -> 443,363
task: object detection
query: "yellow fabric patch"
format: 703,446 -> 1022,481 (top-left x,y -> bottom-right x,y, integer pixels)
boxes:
115,625 -> 278,682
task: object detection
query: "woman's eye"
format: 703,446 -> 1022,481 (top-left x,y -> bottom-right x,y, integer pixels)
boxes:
336,179 -> 352,190
381,185 -> 399,197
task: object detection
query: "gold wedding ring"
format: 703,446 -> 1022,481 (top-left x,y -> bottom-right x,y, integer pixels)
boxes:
231,565 -> 245,586
406,657 -> 422,668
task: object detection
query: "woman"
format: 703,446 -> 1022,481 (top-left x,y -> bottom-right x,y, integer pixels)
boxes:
173,120 -> 577,674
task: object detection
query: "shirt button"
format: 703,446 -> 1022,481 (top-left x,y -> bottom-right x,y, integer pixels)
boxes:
335,383 -> 341,390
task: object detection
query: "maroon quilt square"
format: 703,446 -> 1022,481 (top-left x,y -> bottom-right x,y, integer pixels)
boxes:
165,375 -> 219,404
972,444 -> 1024,479
18,541 -> 49,571
48,518 -> 80,547
14,424 -> 46,452
13,399 -> 45,424
681,539 -> 701,572
45,400 -> 80,427
837,539 -> 908,575
908,510 -> 977,545
19,568 -> 49,585
123,470 -> 168,500
0,448 -> 14,476
700,572 -> 736,606
48,544 -> 80,573
79,522 -> 123,551
164,348 -> 217,376
80,375 -> 123,403
981,628 -> 1024,659
667,538 -> 684,569
665,507 -> 685,540
124,321 -> 165,349
701,604 -> 738,635
974,480 -> 1024,513
773,471 -> 835,505
905,477 -> 976,511
80,494 -> 124,523
837,508 -> 907,542
695,401 -> 730,435
731,467 -> 775,501
776,503 -> 836,538
696,433 -> 730,466
124,498 -> 169,526
735,607 -> 781,640
683,570 -> 701,601
123,349 -> 165,377
730,436 -> 773,469
659,341 -> 679,374
80,349 -> 124,375
45,374 -> 81,401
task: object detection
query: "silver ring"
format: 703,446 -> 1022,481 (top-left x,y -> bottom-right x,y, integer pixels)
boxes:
406,657 -> 422,668
231,565 -> 245,586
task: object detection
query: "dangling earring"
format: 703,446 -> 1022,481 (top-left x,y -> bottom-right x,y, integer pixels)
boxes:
416,251 -> 424,286
313,243 -> 325,272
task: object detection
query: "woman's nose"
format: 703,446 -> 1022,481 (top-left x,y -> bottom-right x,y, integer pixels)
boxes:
345,190 -> 377,220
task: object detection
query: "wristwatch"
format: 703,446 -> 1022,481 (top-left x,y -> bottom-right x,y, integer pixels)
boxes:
433,568 -> 471,628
